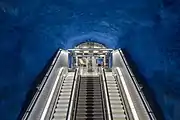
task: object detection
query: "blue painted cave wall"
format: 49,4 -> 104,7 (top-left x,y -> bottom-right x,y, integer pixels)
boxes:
0,0 -> 180,120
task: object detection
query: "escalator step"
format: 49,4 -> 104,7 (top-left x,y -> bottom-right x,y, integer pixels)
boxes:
75,76 -> 104,120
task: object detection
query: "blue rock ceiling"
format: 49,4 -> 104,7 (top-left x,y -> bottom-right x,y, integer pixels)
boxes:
0,0 -> 180,120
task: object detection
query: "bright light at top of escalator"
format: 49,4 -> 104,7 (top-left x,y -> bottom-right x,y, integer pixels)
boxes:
84,51 -> 89,53
94,50 -> 99,53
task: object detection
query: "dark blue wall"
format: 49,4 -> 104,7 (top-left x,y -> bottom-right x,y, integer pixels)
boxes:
0,0 -> 180,120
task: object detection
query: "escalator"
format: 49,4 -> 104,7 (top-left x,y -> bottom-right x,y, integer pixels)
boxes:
105,72 -> 127,120
20,49 -> 156,120
74,75 -> 105,120
21,67 -> 154,120
51,72 -> 75,120
40,68 -> 135,120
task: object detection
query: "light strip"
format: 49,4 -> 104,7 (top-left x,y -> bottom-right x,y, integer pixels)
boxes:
40,67 -> 64,120
68,48 -> 113,51
116,67 -> 139,120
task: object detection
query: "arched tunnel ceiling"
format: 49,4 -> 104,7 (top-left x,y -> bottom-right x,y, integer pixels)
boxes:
0,0 -> 180,120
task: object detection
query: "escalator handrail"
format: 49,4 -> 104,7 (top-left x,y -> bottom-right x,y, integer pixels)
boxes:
99,68 -> 107,120
102,68 -> 113,120
66,68 -> 79,120
72,73 -> 81,120
21,50 -> 62,120
118,49 -> 156,120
